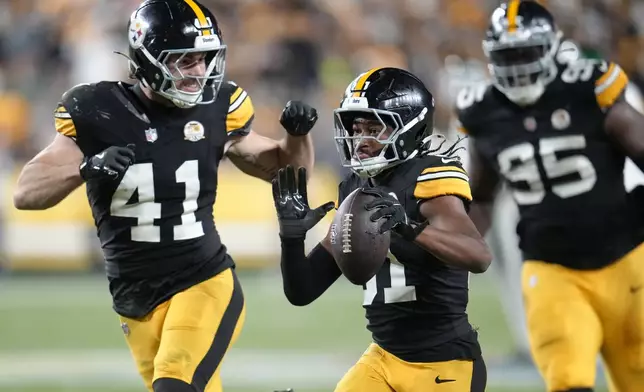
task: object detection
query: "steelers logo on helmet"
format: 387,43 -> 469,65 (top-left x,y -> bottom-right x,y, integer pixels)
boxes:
128,16 -> 147,49
333,67 -> 435,178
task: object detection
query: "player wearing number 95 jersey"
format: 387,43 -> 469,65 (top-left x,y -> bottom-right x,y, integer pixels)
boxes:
273,67 -> 492,392
457,1 -> 644,391
12,1 -> 318,392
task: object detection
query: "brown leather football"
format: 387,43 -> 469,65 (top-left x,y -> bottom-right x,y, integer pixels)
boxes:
329,188 -> 390,285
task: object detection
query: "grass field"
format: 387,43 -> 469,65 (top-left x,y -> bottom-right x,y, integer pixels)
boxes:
0,269 -> 607,392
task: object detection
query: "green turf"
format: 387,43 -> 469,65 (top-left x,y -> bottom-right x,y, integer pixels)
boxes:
0,271 -> 512,356
0,271 -> 527,392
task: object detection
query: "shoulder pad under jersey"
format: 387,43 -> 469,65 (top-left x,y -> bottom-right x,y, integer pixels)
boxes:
53,83 -> 100,139
411,154 -> 472,204
555,57 -> 629,111
221,81 -> 255,137
454,82 -> 496,136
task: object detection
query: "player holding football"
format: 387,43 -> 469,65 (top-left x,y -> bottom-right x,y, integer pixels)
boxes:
12,1 -> 318,392
456,1 -> 644,391
272,67 -> 491,392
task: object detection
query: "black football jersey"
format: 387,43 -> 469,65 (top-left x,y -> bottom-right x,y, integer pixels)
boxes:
457,55 -> 644,269
53,81 -> 255,317
337,155 -> 481,362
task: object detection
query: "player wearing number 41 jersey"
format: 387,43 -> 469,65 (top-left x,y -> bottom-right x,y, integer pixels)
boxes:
273,68 -> 491,392
457,1 -> 644,391
13,1 -> 318,392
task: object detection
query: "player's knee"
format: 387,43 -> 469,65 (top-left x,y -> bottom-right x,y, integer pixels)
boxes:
555,388 -> 593,392
153,377 -> 196,392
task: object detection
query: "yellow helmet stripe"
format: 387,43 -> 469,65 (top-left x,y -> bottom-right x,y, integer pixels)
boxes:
352,67 -> 381,97
184,0 -> 211,36
507,0 -> 521,32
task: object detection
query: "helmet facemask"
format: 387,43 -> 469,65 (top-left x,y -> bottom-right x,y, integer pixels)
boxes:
333,106 -> 428,178
483,27 -> 561,106
133,36 -> 226,109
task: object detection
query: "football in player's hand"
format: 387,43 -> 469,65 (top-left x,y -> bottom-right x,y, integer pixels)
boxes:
330,188 -> 390,285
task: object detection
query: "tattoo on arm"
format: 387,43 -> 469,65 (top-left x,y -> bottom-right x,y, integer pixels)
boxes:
232,150 -> 280,181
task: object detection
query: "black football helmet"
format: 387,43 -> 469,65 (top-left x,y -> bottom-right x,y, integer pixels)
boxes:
483,0 -> 562,105
334,67 -> 435,178
127,0 -> 226,108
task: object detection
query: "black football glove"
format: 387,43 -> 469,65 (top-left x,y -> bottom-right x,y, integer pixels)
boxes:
272,165 -> 334,239
80,144 -> 136,181
362,187 -> 428,241
279,100 -> 318,136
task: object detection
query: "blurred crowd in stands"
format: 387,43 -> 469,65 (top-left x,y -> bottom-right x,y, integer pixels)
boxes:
0,0 -> 643,174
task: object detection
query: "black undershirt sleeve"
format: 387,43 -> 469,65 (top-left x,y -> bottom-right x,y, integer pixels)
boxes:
280,238 -> 342,306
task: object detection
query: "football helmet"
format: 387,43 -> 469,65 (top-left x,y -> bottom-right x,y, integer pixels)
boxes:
127,0 -> 226,108
334,67 -> 435,178
483,0 -> 562,105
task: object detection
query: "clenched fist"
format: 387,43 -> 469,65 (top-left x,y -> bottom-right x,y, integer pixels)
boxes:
279,100 -> 318,136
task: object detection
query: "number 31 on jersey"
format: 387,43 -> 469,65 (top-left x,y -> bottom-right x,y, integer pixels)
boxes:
110,161 -> 204,242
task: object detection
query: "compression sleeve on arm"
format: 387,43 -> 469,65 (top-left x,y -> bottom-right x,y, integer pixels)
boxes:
280,238 -> 342,306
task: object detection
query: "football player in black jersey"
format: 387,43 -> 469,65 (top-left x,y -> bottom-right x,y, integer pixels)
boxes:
273,67 -> 491,392
456,1 -> 644,391
12,1 -> 318,392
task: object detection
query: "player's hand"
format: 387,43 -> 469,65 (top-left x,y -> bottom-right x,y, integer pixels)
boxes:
80,144 -> 136,181
272,165 -> 334,239
279,100 -> 318,136
362,187 -> 428,241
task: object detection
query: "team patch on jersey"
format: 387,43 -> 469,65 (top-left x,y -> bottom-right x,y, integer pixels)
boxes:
226,85 -> 254,135
551,109 -> 571,130
54,104 -> 77,137
595,62 -> 628,109
184,121 -> 205,142
413,165 -> 472,201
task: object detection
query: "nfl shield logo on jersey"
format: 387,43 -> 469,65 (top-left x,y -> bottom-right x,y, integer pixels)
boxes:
144,128 -> 158,143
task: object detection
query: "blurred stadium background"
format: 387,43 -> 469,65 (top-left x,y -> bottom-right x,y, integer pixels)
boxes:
2,0 -> 644,391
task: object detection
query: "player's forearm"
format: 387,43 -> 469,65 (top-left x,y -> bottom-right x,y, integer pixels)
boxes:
13,160 -> 83,210
280,238 -> 341,306
468,202 -> 494,236
278,134 -> 314,175
413,227 -> 492,273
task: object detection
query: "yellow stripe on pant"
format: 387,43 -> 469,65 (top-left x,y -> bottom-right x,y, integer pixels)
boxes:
119,268 -> 246,392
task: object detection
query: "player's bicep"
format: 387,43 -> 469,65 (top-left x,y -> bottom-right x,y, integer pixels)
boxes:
225,131 -> 280,181
226,85 -> 255,137
419,195 -> 480,238
604,95 -> 644,166
30,133 -> 83,166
